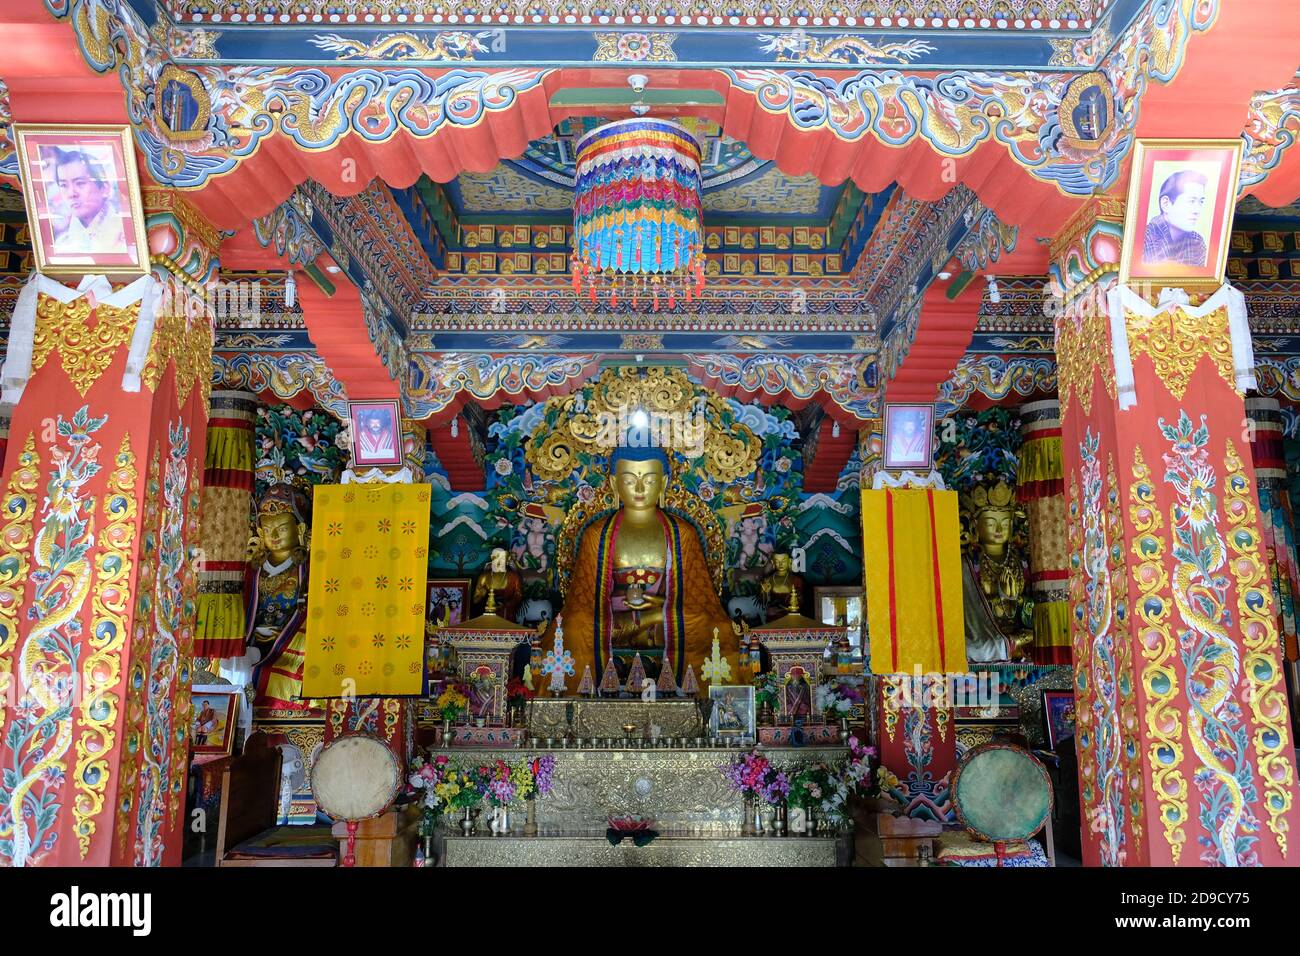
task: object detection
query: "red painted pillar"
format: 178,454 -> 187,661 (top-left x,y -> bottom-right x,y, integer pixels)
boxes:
1052,199 -> 1299,866
0,190 -> 216,866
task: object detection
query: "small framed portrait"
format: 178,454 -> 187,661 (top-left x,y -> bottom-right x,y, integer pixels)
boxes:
191,686 -> 241,756
348,399 -> 403,468
1119,138 -> 1243,288
709,685 -> 755,739
427,578 -> 472,629
882,402 -> 935,471
13,124 -> 149,275
1041,689 -> 1077,751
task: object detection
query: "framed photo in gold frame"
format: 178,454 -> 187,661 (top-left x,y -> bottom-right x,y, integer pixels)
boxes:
13,124 -> 149,276
191,685 -> 241,756
1118,138 -> 1243,289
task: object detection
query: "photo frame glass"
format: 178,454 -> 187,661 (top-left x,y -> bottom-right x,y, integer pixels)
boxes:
882,403 -> 935,471
1041,689 -> 1077,751
14,124 -> 148,275
1120,138 -> 1243,287
348,400 -> 403,468
709,685 -> 755,738
191,686 -> 241,756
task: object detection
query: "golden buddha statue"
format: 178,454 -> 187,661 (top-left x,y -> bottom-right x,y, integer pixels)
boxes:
760,552 -> 803,619
960,481 -> 1031,663
548,446 -> 738,686
245,484 -> 313,709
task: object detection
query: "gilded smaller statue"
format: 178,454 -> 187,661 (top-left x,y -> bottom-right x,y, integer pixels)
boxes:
473,546 -> 522,620
959,480 -> 1032,662
760,552 -> 803,618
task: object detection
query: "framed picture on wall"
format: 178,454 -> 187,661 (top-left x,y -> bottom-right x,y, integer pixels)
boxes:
1119,138 -> 1243,288
13,124 -> 149,275
191,686 -> 241,756
1041,689 -> 1077,751
348,399 -> 403,468
882,402 -> 935,471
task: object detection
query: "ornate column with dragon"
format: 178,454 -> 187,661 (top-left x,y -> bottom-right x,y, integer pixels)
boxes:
1051,197 -> 1299,867
0,188 -> 216,866
1018,399 -> 1071,664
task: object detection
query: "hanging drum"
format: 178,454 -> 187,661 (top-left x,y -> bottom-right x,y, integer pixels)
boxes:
951,742 -> 1053,843
310,734 -> 402,867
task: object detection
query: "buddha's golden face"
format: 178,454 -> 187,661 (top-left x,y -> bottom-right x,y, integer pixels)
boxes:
258,512 -> 300,559
976,509 -> 1012,548
773,553 -> 791,573
613,458 -> 665,513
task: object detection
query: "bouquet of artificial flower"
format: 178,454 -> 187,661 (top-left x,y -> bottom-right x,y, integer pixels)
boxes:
753,672 -> 781,713
444,767 -> 486,811
525,755 -> 556,800
482,759 -> 518,807
506,676 -> 535,706
722,751 -> 788,804
435,684 -> 469,722
787,762 -> 835,810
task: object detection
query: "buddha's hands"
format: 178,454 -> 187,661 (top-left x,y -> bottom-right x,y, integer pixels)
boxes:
624,592 -> 665,611
999,567 -> 1023,601
614,607 -> 665,645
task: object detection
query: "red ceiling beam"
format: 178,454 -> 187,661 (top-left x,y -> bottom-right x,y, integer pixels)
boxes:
222,229 -> 400,406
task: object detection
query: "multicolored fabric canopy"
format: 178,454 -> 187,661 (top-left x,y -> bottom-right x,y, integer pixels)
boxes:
571,118 -> 705,307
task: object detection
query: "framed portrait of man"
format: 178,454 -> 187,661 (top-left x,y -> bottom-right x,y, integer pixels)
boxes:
13,124 -> 149,275
1119,138 -> 1243,288
191,686 -> 241,756
348,399 -> 403,468
882,402 -> 935,471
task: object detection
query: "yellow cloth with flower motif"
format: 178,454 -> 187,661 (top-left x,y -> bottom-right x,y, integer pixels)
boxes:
303,483 -> 431,697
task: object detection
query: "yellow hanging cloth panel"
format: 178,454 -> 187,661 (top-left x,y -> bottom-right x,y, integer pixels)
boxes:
862,487 -> 965,674
302,483 -> 431,697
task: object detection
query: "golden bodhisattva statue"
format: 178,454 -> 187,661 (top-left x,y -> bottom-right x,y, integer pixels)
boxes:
960,480 -> 1032,662
245,484 -> 313,709
760,552 -> 803,618
549,446 -> 738,686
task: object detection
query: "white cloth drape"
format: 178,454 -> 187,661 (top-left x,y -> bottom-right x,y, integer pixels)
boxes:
0,271 -> 160,404
1106,283 -> 1255,411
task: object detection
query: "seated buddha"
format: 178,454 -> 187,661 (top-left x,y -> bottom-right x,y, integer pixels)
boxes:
549,446 -> 738,687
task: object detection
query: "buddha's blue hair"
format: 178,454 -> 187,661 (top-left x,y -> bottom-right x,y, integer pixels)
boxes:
609,445 -> 671,471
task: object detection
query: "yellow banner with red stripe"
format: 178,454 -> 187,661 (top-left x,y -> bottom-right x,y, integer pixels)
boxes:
862,488 -> 965,674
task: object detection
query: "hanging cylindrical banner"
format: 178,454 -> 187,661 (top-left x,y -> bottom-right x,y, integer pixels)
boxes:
1018,399 -> 1070,664
194,390 -> 258,659
1246,396 -> 1300,663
